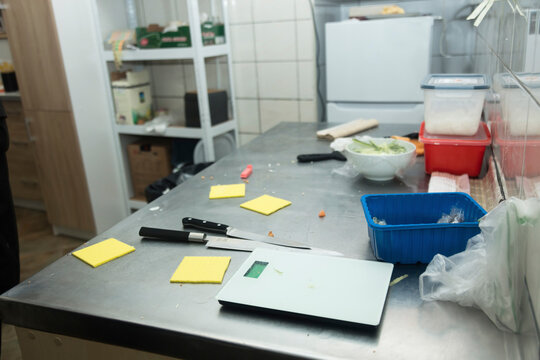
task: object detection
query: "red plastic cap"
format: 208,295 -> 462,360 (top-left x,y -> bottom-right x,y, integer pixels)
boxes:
240,165 -> 253,179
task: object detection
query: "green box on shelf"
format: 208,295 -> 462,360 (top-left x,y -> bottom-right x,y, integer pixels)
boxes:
201,23 -> 225,45
136,24 -> 225,49
136,26 -> 191,48
214,24 -> 225,44
135,27 -> 161,48
160,26 -> 191,48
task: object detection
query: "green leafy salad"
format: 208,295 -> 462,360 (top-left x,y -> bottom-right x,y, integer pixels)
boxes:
348,139 -> 408,155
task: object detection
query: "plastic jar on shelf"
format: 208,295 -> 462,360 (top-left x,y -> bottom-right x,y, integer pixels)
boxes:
421,74 -> 490,136
493,72 -> 540,136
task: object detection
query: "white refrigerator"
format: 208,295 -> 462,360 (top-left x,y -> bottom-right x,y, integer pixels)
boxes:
326,16 -> 435,124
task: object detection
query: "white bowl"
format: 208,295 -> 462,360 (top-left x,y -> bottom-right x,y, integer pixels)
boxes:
344,138 -> 416,181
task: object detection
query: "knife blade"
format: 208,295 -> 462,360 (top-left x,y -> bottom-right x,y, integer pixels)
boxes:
139,227 -> 342,256
205,236 -> 343,256
182,217 -> 311,249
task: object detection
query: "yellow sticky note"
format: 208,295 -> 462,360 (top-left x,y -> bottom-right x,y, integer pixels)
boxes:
240,194 -> 291,215
72,238 -> 135,268
209,183 -> 246,199
170,256 -> 231,284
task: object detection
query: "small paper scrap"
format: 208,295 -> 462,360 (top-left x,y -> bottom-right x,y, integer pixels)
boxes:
209,183 -> 246,199
170,256 -> 231,284
428,172 -> 470,194
72,238 -> 135,268
240,194 -> 291,215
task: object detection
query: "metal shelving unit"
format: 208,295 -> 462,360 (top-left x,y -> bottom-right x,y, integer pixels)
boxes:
93,0 -> 238,211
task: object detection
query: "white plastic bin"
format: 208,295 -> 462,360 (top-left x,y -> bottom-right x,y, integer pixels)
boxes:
421,74 -> 489,136
493,73 -> 540,136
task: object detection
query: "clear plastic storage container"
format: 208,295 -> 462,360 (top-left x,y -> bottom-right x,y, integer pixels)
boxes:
421,74 -> 490,136
492,123 -> 540,178
493,73 -> 540,136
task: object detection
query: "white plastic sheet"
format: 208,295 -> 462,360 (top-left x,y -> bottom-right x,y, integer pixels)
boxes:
419,197 -> 540,332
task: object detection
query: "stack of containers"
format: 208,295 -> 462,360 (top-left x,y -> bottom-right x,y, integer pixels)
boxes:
492,73 -> 540,178
419,74 -> 491,177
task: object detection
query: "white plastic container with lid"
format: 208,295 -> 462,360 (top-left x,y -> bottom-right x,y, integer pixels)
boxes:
493,73 -> 540,136
421,74 -> 490,136
112,69 -> 153,125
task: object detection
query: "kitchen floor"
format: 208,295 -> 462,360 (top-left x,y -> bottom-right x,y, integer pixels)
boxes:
1,207 -> 84,360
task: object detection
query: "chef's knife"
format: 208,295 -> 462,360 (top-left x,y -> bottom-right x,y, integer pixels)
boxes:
139,227 -> 343,256
297,151 -> 346,163
182,217 -> 311,249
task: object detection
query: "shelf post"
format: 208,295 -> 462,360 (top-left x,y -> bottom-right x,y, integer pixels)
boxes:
221,0 -> 239,147
188,0 -> 215,162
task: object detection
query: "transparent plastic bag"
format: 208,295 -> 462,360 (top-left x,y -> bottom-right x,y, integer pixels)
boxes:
436,207 -> 465,223
419,197 -> 540,332
330,138 -> 359,177
144,112 -> 180,134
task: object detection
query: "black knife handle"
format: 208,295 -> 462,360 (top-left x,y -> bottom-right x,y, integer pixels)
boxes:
297,153 -> 335,162
139,227 -> 191,242
182,217 -> 229,234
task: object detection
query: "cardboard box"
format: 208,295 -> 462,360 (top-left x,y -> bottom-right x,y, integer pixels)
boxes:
201,22 -> 225,45
136,25 -> 191,48
127,141 -> 172,199
135,24 -> 225,48
112,69 -> 153,125
185,89 -> 228,128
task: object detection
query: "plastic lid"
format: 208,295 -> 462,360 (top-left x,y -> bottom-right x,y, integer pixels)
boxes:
494,72 -> 540,89
419,122 -> 491,146
421,74 -> 490,90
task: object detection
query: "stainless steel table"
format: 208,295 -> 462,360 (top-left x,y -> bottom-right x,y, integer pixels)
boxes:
0,123 -> 533,359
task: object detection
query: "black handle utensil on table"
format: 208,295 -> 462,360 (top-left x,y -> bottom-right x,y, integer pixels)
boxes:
297,151 -> 346,162
182,217 -> 229,234
182,217 -> 312,249
139,227 -> 206,243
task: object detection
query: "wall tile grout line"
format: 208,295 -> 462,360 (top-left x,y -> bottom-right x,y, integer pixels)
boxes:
233,59 -> 314,64
236,97 -> 315,101
230,18 -> 311,26
294,3 -> 301,123
250,1 -> 262,135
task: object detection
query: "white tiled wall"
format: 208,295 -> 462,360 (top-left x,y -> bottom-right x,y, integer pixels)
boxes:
228,0 -> 317,145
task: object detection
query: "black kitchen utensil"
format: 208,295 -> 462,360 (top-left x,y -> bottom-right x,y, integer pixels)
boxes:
297,151 -> 346,163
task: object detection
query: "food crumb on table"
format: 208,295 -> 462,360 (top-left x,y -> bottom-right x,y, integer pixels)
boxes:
268,231 -> 274,237
319,210 -> 326,218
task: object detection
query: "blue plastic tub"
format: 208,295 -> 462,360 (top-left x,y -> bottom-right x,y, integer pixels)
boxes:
361,192 -> 486,264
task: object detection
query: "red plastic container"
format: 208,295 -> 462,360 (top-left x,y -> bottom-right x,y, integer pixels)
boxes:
493,125 -> 540,178
419,122 -> 491,177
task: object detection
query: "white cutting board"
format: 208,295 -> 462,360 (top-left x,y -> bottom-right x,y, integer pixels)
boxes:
217,249 -> 394,326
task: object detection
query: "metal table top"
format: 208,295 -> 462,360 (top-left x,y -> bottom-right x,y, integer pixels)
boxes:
0,123 -> 531,359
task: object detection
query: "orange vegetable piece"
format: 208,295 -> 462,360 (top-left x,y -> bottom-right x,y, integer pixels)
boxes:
268,231 -> 274,237
318,210 -> 326,218
391,135 -> 424,156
